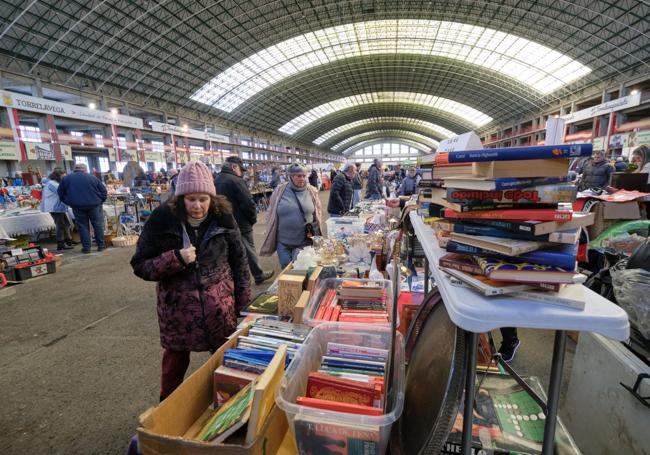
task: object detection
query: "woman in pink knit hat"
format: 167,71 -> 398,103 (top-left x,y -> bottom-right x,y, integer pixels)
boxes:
131,161 -> 251,400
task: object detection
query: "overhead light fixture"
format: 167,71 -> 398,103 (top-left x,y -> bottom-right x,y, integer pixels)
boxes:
191,19 -> 592,111
630,89 -> 639,95
110,108 -> 118,115
182,124 -> 189,131
88,102 -> 96,110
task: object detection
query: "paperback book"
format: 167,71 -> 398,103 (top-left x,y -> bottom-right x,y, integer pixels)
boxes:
445,241 -> 578,270
438,221 -> 580,245
446,185 -> 577,205
442,176 -> 570,191
449,232 -> 551,256
437,144 -> 592,164
294,415 -> 382,455
440,267 -> 536,296
443,207 -> 573,222
475,257 -> 580,284
467,212 -> 595,236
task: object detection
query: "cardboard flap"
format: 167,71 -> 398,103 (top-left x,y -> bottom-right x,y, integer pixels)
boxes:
139,407 -> 156,429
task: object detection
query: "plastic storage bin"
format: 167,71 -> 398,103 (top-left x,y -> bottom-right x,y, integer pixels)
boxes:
275,323 -> 405,455
303,278 -> 394,328
325,216 -> 366,238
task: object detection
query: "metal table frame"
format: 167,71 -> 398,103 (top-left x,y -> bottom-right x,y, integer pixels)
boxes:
408,211 -> 629,455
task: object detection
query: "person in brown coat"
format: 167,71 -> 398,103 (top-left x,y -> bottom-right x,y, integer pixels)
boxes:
131,161 -> 251,400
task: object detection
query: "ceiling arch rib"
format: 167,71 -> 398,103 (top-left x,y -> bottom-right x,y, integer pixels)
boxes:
316,117 -> 454,147
279,92 -> 493,135
332,130 -> 440,152
343,138 -> 432,157
191,19 -> 592,111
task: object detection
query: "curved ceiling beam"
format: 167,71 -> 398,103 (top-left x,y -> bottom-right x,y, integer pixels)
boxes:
330,129 -> 440,152
190,19 -> 591,111
316,117 -> 454,146
343,138 -> 431,157
296,103 -> 473,143
279,92 -> 492,135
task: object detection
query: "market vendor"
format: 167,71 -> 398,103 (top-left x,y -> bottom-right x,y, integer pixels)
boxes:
130,161 -> 251,400
632,144 -> 650,182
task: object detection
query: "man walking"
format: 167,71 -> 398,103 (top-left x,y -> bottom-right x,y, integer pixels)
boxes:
58,163 -> 107,253
215,156 -> 274,285
328,162 -> 356,217
351,162 -> 363,207
365,158 -> 383,200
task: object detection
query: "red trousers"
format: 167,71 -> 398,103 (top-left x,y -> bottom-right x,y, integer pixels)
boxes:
160,349 -> 190,400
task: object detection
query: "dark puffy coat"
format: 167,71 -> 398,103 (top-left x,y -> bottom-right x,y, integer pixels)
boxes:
57,170 -> 107,209
328,172 -> 353,215
215,167 -> 257,233
130,203 -> 251,352
365,164 -> 382,199
579,159 -> 613,190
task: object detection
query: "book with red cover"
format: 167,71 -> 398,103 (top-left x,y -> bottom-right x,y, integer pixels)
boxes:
294,415 -> 381,454
439,253 -> 484,275
307,372 -> 377,406
443,207 -> 573,222
296,396 -> 383,416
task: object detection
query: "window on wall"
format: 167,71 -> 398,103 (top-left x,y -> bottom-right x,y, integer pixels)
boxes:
98,157 -> 110,173
95,134 -> 104,147
71,131 -> 84,145
18,125 -> 42,143
152,141 -> 164,153
346,142 -> 423,162
74,155 -> 90,169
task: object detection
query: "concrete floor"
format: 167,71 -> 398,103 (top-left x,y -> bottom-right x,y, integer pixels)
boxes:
0,190 -> 576,454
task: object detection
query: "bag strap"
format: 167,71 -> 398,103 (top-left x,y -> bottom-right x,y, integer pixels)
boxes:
290,189 -> 308,223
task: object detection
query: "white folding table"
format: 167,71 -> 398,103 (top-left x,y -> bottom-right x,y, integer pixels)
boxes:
409,211 -> 630,455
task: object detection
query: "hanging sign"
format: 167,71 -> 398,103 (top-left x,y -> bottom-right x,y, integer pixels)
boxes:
150,121 -> 229,143
60,144 -> 73,160
25,143 -> 56,160
0,91 -> 143,129
143,151 -> 164,162
561,93 -> 642,124
0,141 -> 20,160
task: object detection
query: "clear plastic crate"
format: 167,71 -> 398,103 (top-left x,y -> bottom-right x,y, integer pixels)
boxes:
325,216 -> 366,238
275,323 -> 405,455
303,278 -> 394,328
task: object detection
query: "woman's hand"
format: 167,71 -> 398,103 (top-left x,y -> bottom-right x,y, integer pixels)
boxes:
180,246 -> 196,264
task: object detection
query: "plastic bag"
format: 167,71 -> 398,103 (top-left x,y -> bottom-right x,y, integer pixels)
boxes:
611,259 -> 650,339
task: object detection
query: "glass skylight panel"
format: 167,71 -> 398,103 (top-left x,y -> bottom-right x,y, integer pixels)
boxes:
279,92 -> 492,135
314,117 -> 454,146
334,130 -> 439,152
191,20 -> 591,112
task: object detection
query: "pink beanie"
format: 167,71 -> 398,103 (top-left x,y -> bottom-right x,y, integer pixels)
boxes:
175,161 -> 216,197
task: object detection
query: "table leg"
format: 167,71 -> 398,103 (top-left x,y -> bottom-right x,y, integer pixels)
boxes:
424,257 -> 430,294
461,331 -> 479,455
541,330 -> 567,455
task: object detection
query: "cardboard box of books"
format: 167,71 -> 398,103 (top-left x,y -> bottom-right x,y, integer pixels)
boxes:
441,374 -> 581,455
137,327 -> 288,455
275,323 -> 405,455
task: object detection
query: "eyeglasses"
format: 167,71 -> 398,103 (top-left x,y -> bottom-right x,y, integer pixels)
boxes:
293,174 -> 307,178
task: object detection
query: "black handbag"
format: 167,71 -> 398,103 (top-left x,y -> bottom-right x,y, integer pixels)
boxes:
290,189 -> 320,243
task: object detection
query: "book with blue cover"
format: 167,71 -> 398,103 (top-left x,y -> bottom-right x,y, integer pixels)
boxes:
443,176 -> 570,191
446,241 -> 577,270
439,144 -> 592,164
440,221 -> 580,244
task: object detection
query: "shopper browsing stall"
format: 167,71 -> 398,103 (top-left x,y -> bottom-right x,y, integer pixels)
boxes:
351,163 -> 363,207
260,163 -> 322,268
399,166 -> 419,196
41,167 -> 75,251
57,163 -> 107,254
366,158 -> 383,200
327,162 -> 356,217
131,161 -> 252,400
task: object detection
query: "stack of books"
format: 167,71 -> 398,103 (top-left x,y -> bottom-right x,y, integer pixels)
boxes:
311,280 -> 390,324
293,342 -> 389,453
213,319 -> 310,408
431,144 -> 596,310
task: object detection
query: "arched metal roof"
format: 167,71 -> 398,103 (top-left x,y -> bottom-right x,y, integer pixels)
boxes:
343,138 -> 431,157
1,1 -> 649,153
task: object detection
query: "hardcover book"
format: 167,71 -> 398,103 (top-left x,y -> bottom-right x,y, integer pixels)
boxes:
438,144 -> 592,164
510,284 -> 586,310
472,159 -> 570,179
443,207 -> 573,222
442,221 -> 580,244
442,176 -> 570,192
213,366 -> 258,408
449,233 -> 551,256
438,252 -> 484,275
445,241 -> 578,270
476,257 -> 579,284
446,185 -> 577,205
468,212 -> 594,236
440,267 -> 536,296
295,397 -> 383,416
306,372 -> 376,406
294,415 -> 382,455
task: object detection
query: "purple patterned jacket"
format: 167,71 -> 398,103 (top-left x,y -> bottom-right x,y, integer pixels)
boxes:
131,204 -> 251,351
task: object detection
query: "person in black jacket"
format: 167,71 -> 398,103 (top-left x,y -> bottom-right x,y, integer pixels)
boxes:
578,150 -> 613,191
327,162 -> 356,216
215,156 -> 273,285
308,169 -> 319,188
58,162 -> 107,254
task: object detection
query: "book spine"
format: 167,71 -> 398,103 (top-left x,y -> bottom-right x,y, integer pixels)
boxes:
548,230 -> 579,244
443,144 -> 592,163
445,241 -> 484,256
438,256 -> 484,275
493,176 -> 569,190
443,208 -> 573,221
446,185 -> 577,204
451,223 -> 548,242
